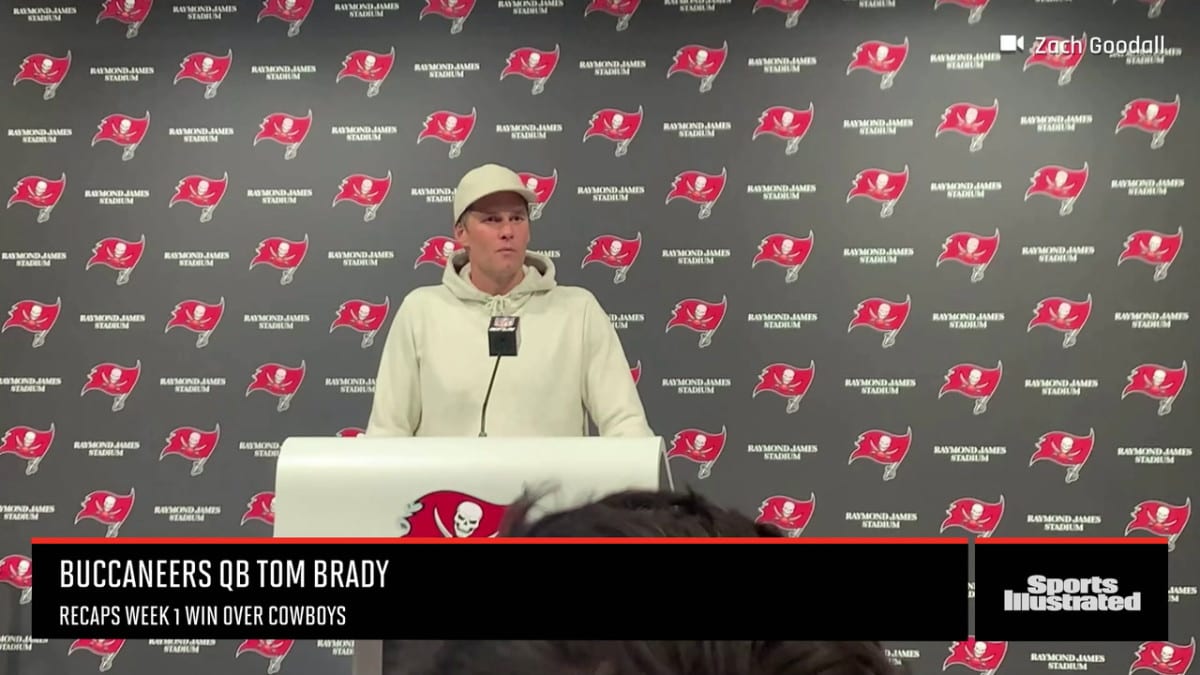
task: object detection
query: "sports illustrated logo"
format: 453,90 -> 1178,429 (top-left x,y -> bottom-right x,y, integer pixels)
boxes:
251,234 -> 309,285
934,0 -> 988,24
668,42 -> 728,93
1122,361 -> 1187,416
175,50 -> 233,99
170,173 -> 228,223
944,637 -> 1007,673
582,232 -> 642,284
584,0 -> 638,31
1004,575 -> 1140,612
3,297 -> 62,348
333,171 -> 392,222
666,426 -> 727,479
75,488 -> 135,537
242,491 -> 275,526
847,38 -> 908,90
752,0 -> 809,29
937,229 -> 998,283
848,295 -> 911,348
1028,294 -> 1092,348
237,639 -> 294,673
8,173 -> 66,223
97,0 -> 152,39
940,496 -> 1004,537
93,112 -> 150,161
753,232 -> 813,283
161,425 -> 220,476
1126,498 -> 1190,551
82,361 -> 141,412
752,103 -> 813,155
666,296 -> 728,348
257,0 -> 312,37
849,427 -> 911,480
330,298 -> 390,348
1024,34 -> 1085,86
87,235 -> 146,285
14,51 -> 71,100
753,361 -> 814,414
418,108 -> 476,158
1117,95 -> 1179,149
1031,428 -> 1095,483
1130,638 -> 1195,675
501,45 -> 560,95
254,110 -> 313,160
666,168 -> 727,219
755,494 -> 815,537
1,423 -> 55,475
1026,163 -> 1088,216
936,100 -> 998,152
69,639 -> 126,671
336,48 -> 396,98
583,106 -> 643,156
1119,227 -> 1182,282
420,0 -> 475,34
396,489 -> 509,538
1114,0 -> 1166,19
939,361 -> 1002,415
415,236 -> 463,269
165,298 -> 225,348
0,553 -> 33,604
847,166 -> 908,218
246,361 -> 306,412
516,169 -> 557,220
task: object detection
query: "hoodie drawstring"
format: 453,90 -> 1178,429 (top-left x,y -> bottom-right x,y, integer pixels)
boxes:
484,295 -> 508,316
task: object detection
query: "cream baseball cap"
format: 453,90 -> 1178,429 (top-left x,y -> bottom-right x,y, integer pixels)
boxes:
452,163 -> 538,223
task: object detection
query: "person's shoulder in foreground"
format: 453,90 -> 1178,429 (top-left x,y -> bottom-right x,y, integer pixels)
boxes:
427,491 -> 902,675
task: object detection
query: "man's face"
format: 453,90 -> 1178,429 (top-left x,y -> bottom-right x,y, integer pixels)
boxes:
455,191 -> 530,279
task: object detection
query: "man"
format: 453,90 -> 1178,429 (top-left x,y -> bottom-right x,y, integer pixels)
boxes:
366,163 -> 653,438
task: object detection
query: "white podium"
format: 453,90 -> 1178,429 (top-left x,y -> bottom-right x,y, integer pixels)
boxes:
270,435 -> 672,675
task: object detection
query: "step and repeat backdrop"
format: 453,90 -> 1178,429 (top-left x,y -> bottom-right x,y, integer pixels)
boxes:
1,0 -> 1197,674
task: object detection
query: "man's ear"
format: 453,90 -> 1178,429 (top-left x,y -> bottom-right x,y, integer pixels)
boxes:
453,219 -> 468,246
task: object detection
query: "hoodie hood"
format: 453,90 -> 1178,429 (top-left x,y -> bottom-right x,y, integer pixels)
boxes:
441,249 -> 558,315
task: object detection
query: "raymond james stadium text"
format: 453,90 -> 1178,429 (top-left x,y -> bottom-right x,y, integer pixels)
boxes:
1004,575 -> 1141,611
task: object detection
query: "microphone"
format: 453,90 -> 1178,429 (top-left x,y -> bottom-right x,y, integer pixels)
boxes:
479,316 -> 520,437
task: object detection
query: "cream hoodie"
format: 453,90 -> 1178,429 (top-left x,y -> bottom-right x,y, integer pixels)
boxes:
365,250 -> 654,438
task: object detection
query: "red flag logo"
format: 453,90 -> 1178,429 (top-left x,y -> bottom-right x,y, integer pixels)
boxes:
666,168 -> 726,219
68,639 -> 126,671
756,494 -> 814,536
753,232 -> 812,283
939,362 -> 1002,415
3,298 -> 61,348
97,0 -> 153,38
940,497 -> 1004,537
257,0 -> 312,37
417,109 -> 476,158
849,427 -> 912,481
13,51 -> 71,99
169,173 -> 228,222
251,234 -> 309,285
583,106 -> 643,156
174,50 -> 232,99
1119,227 -> 1182,282
0,424 -> 55,476
414,236 -> 463,269
666,427 -> 726,479
1024,34 -> 1085,86
0,554 -> 32,604
396,490 -> 510,538
330,298 -> 390,348
1025,164 -> 1088,216
236,639 -> 294,672
516,169 -> 557,220
1130,639 -> 1195,675
1027,294 -> 1092,348
333,172 -> 392,222
254,110 -> 313,160
336,47 -> 395,98
665,296 -> 727,348
8,174 -> 66,223
1030,428 -> 1095,483
161,425 -> 220,476
847,38 -> 908,89
668,42 -> 728,92
937,229 -> 998,283
92,112 -> 150,161
1116,95 -> 1179,149
419,0 -> 475,33
165,298 -> 225,348
752,0 -> 809,28
584,0 -> 639,31
75,489 -> 135,537
246,362 -> 306,413
242,492 -> 275,526
936,100 -> 998,152
582,232 -> 641,284
1126,499 -> 1191,551
1122,362 -> 1187,416
934,0 -> 989,24
501,45 -> 560,95
848,295 -> 911,348
81,361 -> 141,412
847,166 -> 908,218
752,104 -> 813,154
753,361 -> 814,414
944,638 -> 1008,673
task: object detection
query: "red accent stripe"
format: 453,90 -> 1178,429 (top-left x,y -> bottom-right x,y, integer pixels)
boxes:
976,537 -> 1166,545
30,537 -> 968,545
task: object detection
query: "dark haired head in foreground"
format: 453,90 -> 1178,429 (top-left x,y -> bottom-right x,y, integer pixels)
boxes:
499,486 -> 786,537
415,489 -> 902,675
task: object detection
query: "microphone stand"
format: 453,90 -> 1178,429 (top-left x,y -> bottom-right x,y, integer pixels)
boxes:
478,354 -> 502,437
